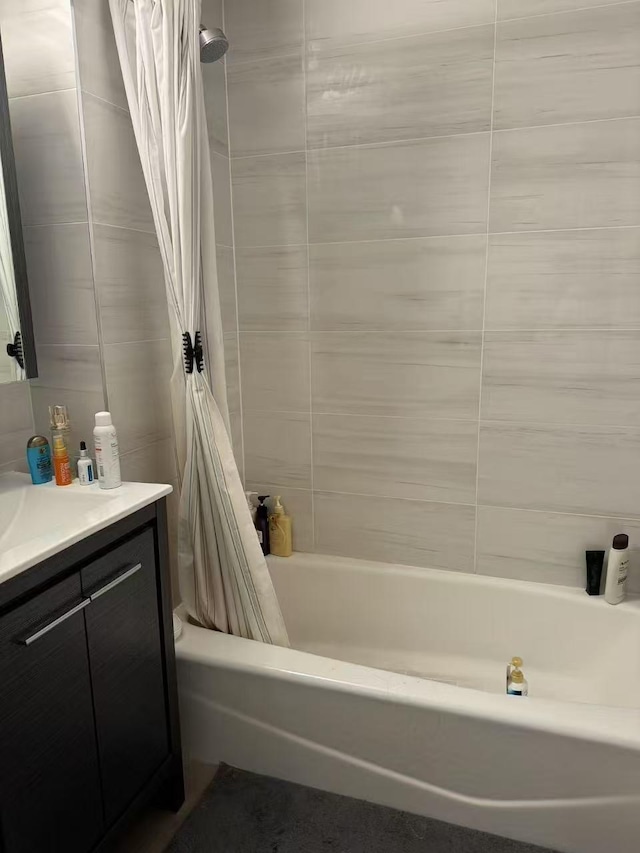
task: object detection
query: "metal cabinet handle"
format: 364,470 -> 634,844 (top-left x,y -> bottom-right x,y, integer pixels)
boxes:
89,562 -> 142,601
19,599 -> 90,646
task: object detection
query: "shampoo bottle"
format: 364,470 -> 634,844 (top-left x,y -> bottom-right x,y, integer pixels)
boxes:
26,435 -> 52,485
255,495 -> 270,556
604,534 -> 629,605
52,434 -> 72,486
269,496 -> 292,557
93,411 -> 121,490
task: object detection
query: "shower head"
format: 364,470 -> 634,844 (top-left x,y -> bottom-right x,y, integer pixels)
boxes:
199,25 -> 229,63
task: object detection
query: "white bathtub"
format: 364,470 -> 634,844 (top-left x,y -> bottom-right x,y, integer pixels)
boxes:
175,552 -> 640,853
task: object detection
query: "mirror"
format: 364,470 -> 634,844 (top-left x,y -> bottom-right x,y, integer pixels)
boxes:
0,35 -> 36,382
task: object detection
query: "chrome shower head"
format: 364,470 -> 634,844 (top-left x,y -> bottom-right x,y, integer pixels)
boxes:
199,25 -> 229,63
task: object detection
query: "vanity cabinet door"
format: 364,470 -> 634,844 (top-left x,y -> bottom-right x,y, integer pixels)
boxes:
0,572 -> 104,853
81,528 -> 169,825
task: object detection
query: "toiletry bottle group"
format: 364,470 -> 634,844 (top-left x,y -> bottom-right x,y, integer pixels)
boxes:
585,534 -> 630,604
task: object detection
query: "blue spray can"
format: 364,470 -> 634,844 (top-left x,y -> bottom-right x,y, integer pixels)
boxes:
27,435 -> 53,484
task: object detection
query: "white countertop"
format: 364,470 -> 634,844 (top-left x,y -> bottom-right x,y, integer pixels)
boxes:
0,472 -> 173,587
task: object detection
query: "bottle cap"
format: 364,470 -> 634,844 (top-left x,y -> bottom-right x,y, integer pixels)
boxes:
273,496 -> 285,515
510,657 -> 524,683
95,411 -> 113,427
27,435 -> 49,448
79,440 -> 88,455
258,495 -> 270,505
49,404 -> 70,429
613,534 -> 629,550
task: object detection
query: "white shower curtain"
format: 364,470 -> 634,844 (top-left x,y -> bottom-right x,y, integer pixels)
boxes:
109,0 -> 288,645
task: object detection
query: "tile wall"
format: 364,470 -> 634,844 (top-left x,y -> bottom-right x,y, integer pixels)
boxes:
222,0 -> 640,587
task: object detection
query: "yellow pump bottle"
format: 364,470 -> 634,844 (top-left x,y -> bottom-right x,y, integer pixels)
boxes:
269,496 -> 292,557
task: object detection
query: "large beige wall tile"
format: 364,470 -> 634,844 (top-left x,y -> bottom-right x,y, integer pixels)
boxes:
228,410 -> 244,482
313,414 -> 477,504
478,422 -> 640,517
0,382 -> 34,466
307,25 -> 494,148
223,332 -> 241,413
244,411 -> 311,488
498,0 -> 628,21
310,236 -> 486,331
211,151 -> 233,246
306,0 -> 495,49
24,223 -> 98,346
82,93 -> 153,231
477,506 -> 640,591
486,228 -> 640,330
216,245 -> 238,333
73,0 -> 128,108
312,332 -> 481,419
119,437 -> 177,485
482,331 -> 640,425
225,0 -> 303,64
93,224 -> 168,344
10,89 -> 87,226
314,491 -> 476,572
494,4 -> 640,130
237,246 -> 308,330
103,339 -> 173,454
232,152 -> 307,247
240,332 -> 309,412
0,0 -> 75,97
308,134 -> 490,242
228,54 -> 305,156
490,118 -> 640,232
202,59 -> 229,156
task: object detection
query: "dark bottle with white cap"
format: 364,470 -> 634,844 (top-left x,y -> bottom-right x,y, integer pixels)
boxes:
604,534 -> 629,605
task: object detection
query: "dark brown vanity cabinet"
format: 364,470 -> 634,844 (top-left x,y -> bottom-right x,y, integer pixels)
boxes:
0,500 -> 183,853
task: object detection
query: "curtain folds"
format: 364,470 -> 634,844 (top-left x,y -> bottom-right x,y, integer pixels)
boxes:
109,0 -> 289,646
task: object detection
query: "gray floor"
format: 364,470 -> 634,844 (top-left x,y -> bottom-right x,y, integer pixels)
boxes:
167,765 -> 556,853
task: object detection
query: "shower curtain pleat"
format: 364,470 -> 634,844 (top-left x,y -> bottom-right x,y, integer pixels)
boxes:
109,0 -> 289,646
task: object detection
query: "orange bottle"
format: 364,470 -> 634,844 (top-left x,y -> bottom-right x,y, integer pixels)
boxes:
52,434 -> 72,486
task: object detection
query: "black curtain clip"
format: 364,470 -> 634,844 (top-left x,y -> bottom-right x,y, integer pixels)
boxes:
6,331 -> 24,369
182,331 -> 204,374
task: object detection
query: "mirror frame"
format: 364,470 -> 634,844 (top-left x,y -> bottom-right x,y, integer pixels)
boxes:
0,34 -> 37,380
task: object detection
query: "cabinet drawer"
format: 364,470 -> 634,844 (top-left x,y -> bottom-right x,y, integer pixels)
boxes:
81,527 -> 170,823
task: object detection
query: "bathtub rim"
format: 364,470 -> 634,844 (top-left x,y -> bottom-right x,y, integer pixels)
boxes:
175,607 -> 640,755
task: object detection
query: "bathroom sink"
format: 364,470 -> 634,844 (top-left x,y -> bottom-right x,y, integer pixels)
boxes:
0,473 -> 172,585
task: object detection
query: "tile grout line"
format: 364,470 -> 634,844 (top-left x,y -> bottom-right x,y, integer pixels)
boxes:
222,0 -> 247,483
233,223 -> 640,252
301,0 -> 316,551
69,3 -> 109,413
473,0 -> 499,575
241,406 -> 640,432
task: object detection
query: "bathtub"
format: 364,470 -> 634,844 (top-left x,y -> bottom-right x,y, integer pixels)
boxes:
175,552 -> 640,853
